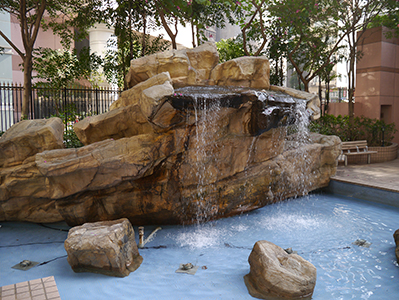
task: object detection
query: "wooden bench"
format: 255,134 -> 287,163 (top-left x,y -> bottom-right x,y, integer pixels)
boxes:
338,140 -> 377,166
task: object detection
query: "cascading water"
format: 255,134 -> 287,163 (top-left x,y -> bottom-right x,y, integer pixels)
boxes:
285,100 -> 314,196
191,92 -> 222,224
169,86 -> 314,225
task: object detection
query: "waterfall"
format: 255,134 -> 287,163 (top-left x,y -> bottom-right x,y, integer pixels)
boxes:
285,100 -> 313,197
190,91 -> 222,225
171,86 -> 314,224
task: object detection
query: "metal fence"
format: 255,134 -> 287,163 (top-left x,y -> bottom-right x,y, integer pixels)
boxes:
0,83 -> 121,133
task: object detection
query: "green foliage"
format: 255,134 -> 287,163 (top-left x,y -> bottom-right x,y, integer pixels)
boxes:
33,47 -> 102,89
310,114 -> 397,146
232,0 -> 269,56
0,131 -> 4,137
103,32 -> 170,89
216,37 -> 247,63
369,0 -> 399,38
51,104 -> 85,148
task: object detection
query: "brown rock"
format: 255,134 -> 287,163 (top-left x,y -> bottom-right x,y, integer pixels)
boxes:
150,100 -> 185,129
244,240 -> 317,300
210,56 -> 270,89
125,42 -> 219,88
270,86 -> 320,120
394,229 -> 399,263
75,74 -> 175,145
74,104 -> 153,145
64,218 -> 143,277
140,80 -> 174,118
0,89 -> 333,225
35,133 -> 178,199
185,42 -> 220,85
110,72 -> 172,110
0,118 -> 64,167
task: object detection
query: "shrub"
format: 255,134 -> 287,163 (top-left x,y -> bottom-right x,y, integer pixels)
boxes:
310,114 -> 397,146
50,104 -> 85,148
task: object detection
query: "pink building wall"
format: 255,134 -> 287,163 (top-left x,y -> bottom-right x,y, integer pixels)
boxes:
10,15 -> 65,83
355,26 -> 399,144
326,102 -> 362,117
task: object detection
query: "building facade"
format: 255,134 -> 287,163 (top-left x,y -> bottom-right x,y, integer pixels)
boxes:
355,26 -> 399,144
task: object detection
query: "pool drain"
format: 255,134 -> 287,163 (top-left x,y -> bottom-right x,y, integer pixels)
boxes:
12,260 -> 39,271
176,263 -> 199,275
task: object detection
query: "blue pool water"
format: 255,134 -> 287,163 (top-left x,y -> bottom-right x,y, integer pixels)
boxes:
1,193 -> 398,299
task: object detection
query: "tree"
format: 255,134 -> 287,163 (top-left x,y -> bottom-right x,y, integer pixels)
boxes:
153,0 -> 234,49
234,0 -> 269,56
33,47 -> 102,89
369,0 -> 399,38
267,0 -> 346,92
0,0 -> 102,120
267,20 -> 288,86
181,0 -> 233,47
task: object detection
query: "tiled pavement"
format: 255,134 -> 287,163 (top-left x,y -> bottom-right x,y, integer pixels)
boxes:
0,276 -> 61,300
332,157 -> 399,194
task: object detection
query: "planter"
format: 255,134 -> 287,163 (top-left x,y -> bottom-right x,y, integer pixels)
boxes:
346,143 -> 398,164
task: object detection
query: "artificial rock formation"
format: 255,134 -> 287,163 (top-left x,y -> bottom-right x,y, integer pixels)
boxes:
64,218 -> 143,277
0,42 -> 339,225
244,240 -> 317,300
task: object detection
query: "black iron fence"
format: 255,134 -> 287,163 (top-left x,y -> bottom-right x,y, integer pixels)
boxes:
0,83 -> 121,133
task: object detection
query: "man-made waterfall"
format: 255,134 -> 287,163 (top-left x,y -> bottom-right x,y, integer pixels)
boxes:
170,86 -> 314,224
0,75 -> 340,226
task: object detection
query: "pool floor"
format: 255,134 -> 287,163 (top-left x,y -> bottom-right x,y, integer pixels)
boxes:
1,193 -> 398,299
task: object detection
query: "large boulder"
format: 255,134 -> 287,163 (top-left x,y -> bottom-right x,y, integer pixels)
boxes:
244,240 -> 317,300
125,42 -> 219,88
75,73 -> 175,145
0,118 -> 64,167
64,218 -> 143,277
271,86 -> 320,120
394,229 -> 399,263
110,72 -> 172,110
73,104 -> 153,145
210,56 -> 270,89
34,133 -> 179,199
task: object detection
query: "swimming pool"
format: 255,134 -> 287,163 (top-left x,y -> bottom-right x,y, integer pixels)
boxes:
1,193 -> 398,299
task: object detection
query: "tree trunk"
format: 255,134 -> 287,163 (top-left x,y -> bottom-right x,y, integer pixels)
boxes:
141,13 -> 147,56
304,80 -> 309,92
191,22 -> 196,48
21,51 -> 33,120
158,10 -> 177,49
319,76 -> 323,116
326,77 -> 330,113
347,27 -> 356,122
196,24 -> 201,47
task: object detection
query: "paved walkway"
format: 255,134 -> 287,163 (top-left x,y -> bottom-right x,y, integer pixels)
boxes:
331,157 -> 399,194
